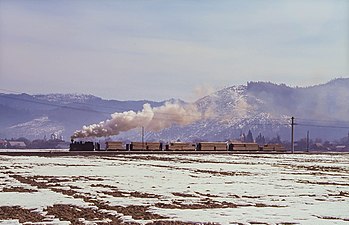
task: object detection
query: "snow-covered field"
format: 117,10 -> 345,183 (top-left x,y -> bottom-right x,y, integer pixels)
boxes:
0,153 -> 348,225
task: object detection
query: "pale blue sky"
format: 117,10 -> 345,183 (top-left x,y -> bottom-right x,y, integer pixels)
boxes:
0,0 -> 348,101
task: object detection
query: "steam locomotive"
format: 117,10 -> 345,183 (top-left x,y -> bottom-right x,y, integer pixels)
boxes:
69,140 -> 286,152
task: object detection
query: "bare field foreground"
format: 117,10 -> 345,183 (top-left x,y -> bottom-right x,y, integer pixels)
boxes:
0,153 -> 348,225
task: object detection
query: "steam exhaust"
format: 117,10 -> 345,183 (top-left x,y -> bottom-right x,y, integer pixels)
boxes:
71,102 -> 201,138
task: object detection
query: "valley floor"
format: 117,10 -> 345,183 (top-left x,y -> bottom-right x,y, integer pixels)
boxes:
0,153 -> 348,224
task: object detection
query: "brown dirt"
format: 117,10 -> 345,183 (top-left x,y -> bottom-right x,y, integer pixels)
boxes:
155,198 -> 285,210
73,176 -> 105,181
328,191 -> 349,197
10,175 -> 50,188
296,180 -> 349,186
172,192 -> 197,198
0,166 -> 11,170
102,189 -> 128,197
224,194 -> 261,199
69,185 -> 83,189
195,192 -> 219,198
9,174 -> 107,190
275,223 -> 299,225
121,155 -> 182,162
45,204 -> 123,225
227,194 -> 241,198
0,202 -> 212,224
155,198 -> 239,209
314,215 -> 349,222
111,205 -> 167,220
44,183 -> 168,221
129,191 -> 162,198
194,168 -> 252,176
51,187 -> 80,196
241,195 -> 261,199
275,164 -> 349,174
87,198 -> 167,220
121,155 -> 265,167
146,221 -> 220,225
248,222 -> 268,225
0,206 -> 44,223
255,203 -> 283,207
44,177 -> 72,183
281,171 -> 347,177
91,183 -> 118,188
2,186 -> 37,193
102,189 -> 162,198
133,162 -> 253,177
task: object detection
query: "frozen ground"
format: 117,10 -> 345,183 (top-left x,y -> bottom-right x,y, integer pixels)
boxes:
0,153 -> 348,225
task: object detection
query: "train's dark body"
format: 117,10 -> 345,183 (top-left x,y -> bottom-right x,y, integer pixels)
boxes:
70,141 -> 100,151
69,141 -> 286,152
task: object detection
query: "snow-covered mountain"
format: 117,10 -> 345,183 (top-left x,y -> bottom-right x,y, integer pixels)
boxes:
5,116 -> 65,139
1,78 -> 348,141
0,93 -> 165,140
138,78 -> 349,142
140,84 -> 290,142
33,93 -> 102,104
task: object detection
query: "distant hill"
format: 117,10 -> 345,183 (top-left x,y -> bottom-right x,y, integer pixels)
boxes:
133,78 -> 349,142
0,93 -> 166,139
1,78 -> 348,141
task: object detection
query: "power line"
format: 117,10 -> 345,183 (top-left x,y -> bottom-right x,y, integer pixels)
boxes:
236,123 -> 290,126
297,123 -> 349,129
296,117 -> 349,124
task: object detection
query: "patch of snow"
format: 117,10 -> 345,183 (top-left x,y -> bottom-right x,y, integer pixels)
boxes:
0,153 -> 348,224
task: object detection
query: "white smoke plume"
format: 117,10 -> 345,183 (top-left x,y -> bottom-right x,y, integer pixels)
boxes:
71,102 -> 202,138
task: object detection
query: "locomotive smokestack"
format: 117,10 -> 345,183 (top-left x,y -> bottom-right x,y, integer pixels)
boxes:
71,101 -> 201,138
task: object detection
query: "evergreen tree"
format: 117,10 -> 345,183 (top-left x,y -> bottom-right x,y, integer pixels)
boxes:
256,133 -> 265,145
246,130 -> 254,143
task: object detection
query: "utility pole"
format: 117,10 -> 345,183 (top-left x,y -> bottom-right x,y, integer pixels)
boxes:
291,117 -> 295,153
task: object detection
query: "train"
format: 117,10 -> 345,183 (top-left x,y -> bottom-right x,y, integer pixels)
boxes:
69,140 -> 286,152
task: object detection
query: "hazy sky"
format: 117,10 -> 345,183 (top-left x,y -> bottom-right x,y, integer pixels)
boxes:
0,0 -> 348,101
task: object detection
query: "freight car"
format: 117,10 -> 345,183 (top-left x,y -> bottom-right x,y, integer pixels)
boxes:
130,142 -> 163,151
106,141 -> 124,151
261,144 -> 286,151
229,142 -> 259,151
197,142 -> 228,151
165,142 -> 196,151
